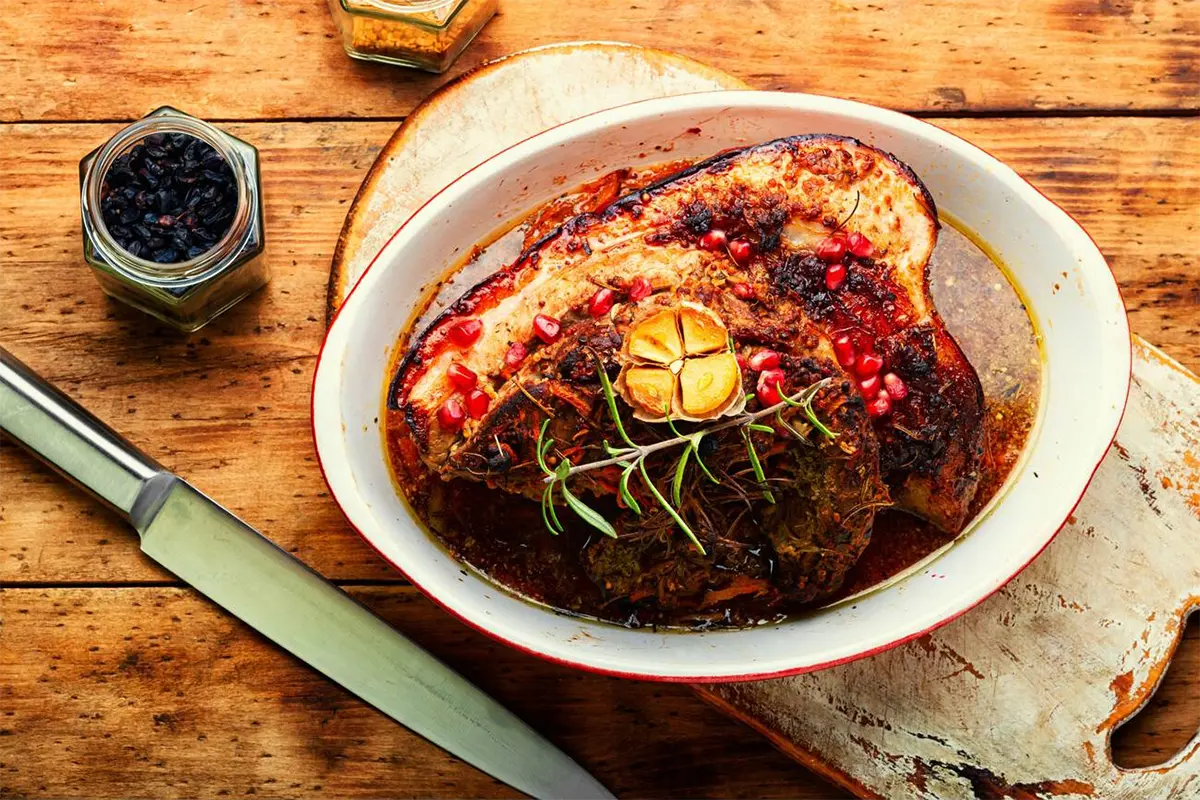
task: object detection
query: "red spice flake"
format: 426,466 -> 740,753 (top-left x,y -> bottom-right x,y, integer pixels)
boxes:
437,397 -> 466,429
628,276 -> 653,301
446,362 -> 477,391
698,229 -> 728,251
532,313 -> 562,344
728,239 -> 753,266
448,318 -> 483,347
465,388 -> 490,419
587,288 -> 615,317
748,350 -> 781,371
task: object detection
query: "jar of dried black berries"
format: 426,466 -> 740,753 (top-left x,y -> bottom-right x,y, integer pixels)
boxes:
79,106 -> 267,332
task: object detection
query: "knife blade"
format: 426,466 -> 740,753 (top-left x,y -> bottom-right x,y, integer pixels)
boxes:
0,346 -> 613,800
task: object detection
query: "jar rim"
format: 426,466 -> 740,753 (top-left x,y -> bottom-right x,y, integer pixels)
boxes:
338,0 -> 467,22
81,111 -> 254,286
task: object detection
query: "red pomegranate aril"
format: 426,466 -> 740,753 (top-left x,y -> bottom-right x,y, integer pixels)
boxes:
698,229 -> 728,251
731,281 -> 755,300
748,349 -> 781,371
587,287 -> 615,317
883,372 -> 908,401
728,239 -> 753,265
628,276 -> 653,301
859,374 -> 881,396
832,334 -> 857,368
756,369 -> 785,406
867,390 -> 892,418
532,313 -> 562,344
504,341 -> 527,369
437,397 -> 466,429
448,318 -> 483,347
855,352 -> 884,378
816,236 -> 847,262
446,362 -> 477,390
825,262 -> 847,291
465,388 -> 490,419
846,231 -> 875,258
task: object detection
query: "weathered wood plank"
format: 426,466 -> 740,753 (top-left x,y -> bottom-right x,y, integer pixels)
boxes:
1,116 -> 1197,585
0,585 -> 849,799
0,0 -> 1196,121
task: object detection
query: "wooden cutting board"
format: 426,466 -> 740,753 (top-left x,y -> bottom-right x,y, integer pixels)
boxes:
327,43 -> 1200,799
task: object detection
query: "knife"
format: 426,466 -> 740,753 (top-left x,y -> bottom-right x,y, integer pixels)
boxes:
0,346 -> 613,800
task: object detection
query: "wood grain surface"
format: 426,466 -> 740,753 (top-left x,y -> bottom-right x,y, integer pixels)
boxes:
2,0 -> 1198,797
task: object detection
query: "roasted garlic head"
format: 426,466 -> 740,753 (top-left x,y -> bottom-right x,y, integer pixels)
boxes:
616,302 -> 746,422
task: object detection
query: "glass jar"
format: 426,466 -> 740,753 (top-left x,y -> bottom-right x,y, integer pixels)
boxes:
79,106 -> 267,332
327,0 -> 498,73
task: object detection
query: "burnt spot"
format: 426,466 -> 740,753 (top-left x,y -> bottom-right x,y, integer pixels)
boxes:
747,200 -> 790,252
772,254 -> 837,318
557,328 -> 621,384
882,326 -> 937,379
679,200 -> 713,234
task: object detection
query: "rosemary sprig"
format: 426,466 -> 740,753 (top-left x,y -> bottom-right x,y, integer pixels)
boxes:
536,371 -> 835,553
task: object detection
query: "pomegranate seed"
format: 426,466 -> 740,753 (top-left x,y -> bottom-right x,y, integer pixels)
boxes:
859,374 -> 881,396
846,231 -> 875,258
532,313 -> 561,344
816,236 -> 847,262
437,397 -> 466,429
731,281 -> 755,300
698,229 -> 728,251
446,362 -> 477,391
749,350 -> 781,371
465,388 -> 490,419
855,352 -> 884,378
883,372 -> 908,401
448,318 -> 483,347
628,276 -> 653,301
587,287 -> 615,317
832,334 -> 857,368
867,390 -> 892,418
728,239 -> 753,265
757,369 -> 785,402
825,262 -> 847,291
756,369 -> 785,407
504,341 -> 527,369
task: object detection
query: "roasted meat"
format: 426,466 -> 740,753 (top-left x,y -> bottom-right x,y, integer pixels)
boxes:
388,134 -> 984,610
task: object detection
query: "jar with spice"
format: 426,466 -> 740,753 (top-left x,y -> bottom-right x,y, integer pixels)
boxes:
326,0 -> 498,73
79,107 -> 267,332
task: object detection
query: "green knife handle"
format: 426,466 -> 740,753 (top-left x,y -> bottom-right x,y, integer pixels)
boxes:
0,346 -> 175,533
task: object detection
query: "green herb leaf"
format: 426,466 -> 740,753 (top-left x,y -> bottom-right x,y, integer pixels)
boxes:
541,483 -> 563,534
741,428 -> 776,504
595,360 -> 637,448
638,459 -> 706,555
603,440 -> 635,457
561,481 -> 618,538
665,405 -> 685,438
535,419 -> 555,476
775,408 -> 809,440
690,434 -> 720,484
619,462 -> 643,515
672,443 -> 693,507
746,422 -> 775,434
555,460 -> 571,480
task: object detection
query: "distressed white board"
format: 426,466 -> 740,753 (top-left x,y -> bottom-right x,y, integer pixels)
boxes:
328,44 -> 1200,799
699,339 -> 1200,798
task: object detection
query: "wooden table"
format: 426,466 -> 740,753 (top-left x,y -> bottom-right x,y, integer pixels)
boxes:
2,2 -> 1197,797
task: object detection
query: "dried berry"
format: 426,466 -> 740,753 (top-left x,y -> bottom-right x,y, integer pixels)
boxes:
100,132 -> 237,264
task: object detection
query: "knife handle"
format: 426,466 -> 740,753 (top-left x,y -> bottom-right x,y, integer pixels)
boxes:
0,346 -> 174,533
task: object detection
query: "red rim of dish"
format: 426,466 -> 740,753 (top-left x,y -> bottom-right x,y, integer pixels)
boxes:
311,90 -> 1133,683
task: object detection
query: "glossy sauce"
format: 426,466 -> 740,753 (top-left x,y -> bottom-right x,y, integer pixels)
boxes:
387,168 -> 1043,629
